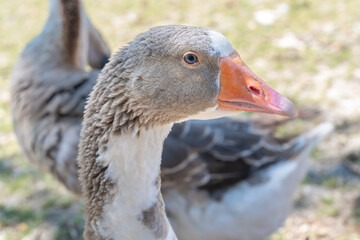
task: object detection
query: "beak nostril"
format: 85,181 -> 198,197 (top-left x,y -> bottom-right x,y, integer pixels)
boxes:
249,86 -> 261,96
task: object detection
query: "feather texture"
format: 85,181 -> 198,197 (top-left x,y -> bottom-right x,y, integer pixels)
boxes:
162,119 -> 331,194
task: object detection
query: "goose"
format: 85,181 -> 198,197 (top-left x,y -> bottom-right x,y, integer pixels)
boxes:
11,0 -> 110,194
11,1 -> 333,239
77,25 -> 333,240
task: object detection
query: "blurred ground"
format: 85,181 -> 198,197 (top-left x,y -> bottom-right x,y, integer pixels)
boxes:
1,0 -> 360,239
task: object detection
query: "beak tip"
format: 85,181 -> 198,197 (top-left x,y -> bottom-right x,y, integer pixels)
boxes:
279,97 -> 297,117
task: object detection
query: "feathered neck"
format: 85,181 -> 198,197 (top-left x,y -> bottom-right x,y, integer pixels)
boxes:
32,0 -> 86,69
78,67 -> 178,239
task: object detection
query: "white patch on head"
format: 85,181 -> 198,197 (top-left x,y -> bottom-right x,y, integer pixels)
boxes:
208,30 -> 234,57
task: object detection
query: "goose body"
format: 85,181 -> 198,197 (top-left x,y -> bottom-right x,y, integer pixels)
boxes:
77,24 -> 329,240
11,0 -> 110,194
163,120 -> 332,240
11,1 -> 333,240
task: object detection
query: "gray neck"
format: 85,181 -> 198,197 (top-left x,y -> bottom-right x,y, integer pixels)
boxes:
85,125 -> 177,240
30,0 -> 88,69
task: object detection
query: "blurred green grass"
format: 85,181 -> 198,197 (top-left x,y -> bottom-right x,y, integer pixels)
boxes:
1,0 -> 360,239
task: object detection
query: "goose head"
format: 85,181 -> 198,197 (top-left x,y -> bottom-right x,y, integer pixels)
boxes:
99,25 -> 295,129
81,25 -> 297,239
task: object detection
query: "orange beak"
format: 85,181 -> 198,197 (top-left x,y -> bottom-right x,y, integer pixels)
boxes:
217,51 -> 296,117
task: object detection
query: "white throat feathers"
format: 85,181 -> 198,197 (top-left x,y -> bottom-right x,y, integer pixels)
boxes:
82,125 -> 177,240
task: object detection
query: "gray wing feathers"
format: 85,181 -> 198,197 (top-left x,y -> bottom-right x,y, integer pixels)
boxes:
11,71 -> 99,195
161,118 -> 332,191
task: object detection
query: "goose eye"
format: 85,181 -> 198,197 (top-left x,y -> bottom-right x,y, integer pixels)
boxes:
183,52 -> 200,65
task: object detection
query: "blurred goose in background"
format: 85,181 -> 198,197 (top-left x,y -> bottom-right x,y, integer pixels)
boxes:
163,119 -> 332,240
11,0 -> 333,240
11,0 -> 110,194
78,25 -> 333,240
